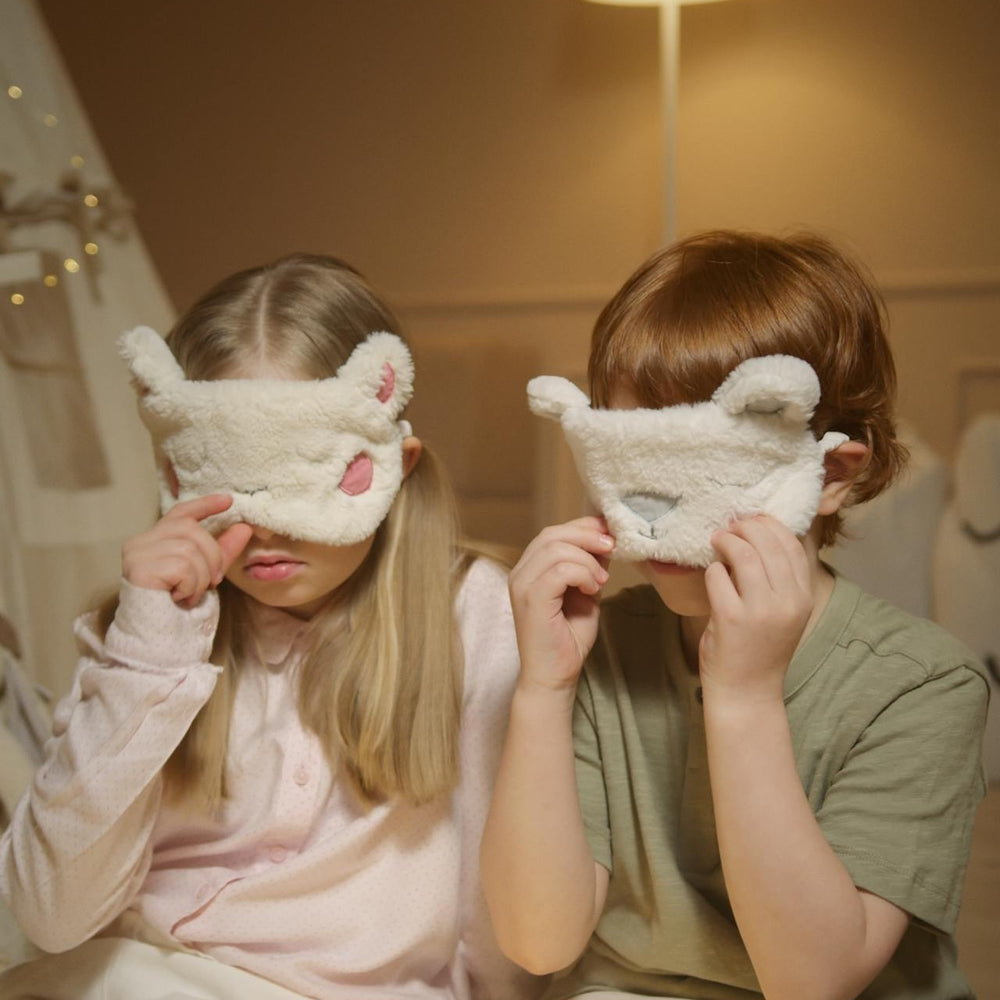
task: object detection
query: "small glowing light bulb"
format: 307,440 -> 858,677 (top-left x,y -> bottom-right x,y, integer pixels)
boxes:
83,193 -> 99,207
7,85 -> 23,100
84,242 -> 99,256
43,274 -> 59,287
10,293 -> 25,305
63,258 -> 80,273
43,113 -> 58,127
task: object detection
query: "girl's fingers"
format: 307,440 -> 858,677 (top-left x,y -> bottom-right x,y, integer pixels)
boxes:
170,540 -> 213,602
160,492 -> 235,524
215,523 -> 254,581
124,498 -> 246,600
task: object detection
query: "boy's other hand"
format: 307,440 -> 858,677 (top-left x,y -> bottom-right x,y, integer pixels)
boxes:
699,515 -> 812,704
122,494 -> 254,609
508,516 -> 613,693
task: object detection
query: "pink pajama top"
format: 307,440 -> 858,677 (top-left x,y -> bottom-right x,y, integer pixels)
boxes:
0,558 -> 538,1000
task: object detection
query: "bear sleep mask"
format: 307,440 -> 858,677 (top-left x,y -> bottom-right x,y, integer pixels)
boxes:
119,326 -> 414,546
528,355 -> 848,567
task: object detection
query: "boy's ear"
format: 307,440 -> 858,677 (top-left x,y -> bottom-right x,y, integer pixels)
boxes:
817,440 -> 869,515
402,435 -> 423,480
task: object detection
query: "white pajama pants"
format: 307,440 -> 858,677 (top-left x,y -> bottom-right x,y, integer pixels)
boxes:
0,938 -> 310,1000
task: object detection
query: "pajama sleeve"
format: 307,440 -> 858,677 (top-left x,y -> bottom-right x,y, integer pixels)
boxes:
0,581 -> 221,952
454,559 -> 548,1000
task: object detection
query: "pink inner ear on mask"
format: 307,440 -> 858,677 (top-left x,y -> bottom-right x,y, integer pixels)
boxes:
339,453 -> 373,495
377,363 -> 395,403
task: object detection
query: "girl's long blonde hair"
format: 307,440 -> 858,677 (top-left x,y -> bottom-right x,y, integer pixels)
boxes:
150,254 -> 468,810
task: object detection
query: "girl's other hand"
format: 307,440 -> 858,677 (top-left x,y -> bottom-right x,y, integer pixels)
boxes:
508,516 -> 614,693
122,494 -> 253,609
699,515 -> 812,705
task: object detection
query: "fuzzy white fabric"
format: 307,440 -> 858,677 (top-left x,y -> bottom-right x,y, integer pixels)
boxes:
933,413 -> 1000,780
528,355 -> 848,566
119,327 -> 414,546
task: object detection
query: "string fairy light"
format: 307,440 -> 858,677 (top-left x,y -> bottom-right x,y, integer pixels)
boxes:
1,77 -> 132,304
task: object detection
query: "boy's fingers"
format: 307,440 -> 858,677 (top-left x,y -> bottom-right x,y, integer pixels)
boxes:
529,519 -> 615,555
518,540 -> 609,592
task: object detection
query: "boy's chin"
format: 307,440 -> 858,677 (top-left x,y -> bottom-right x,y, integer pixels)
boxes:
641,560 -> 711,617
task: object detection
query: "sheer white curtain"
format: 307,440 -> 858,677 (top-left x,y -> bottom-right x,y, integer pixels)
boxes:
0,0 -> 171,697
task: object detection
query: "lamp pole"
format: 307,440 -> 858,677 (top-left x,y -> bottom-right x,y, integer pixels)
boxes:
585,0 -> 735,244
659,0 -> 681,243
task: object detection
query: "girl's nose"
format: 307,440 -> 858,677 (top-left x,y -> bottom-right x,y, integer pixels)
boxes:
250,524 -> 275,541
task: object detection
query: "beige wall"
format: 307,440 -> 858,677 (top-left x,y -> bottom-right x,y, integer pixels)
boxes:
40,0 -> 1000,549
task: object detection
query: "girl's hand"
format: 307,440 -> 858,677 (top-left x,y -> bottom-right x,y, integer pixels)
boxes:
508,516 -> 614,692
699,515 -> 813,705
121,494 -> 253,609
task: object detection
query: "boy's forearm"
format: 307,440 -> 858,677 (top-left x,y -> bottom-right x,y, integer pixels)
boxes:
480,682 -> 602,975
703,693 -> 906,1000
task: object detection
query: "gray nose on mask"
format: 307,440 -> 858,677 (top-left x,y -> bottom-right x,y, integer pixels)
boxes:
621,493 -> 679,525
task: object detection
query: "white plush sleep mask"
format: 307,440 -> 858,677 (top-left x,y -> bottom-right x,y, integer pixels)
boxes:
120,326 -> 414,546
528,355 -> 848,567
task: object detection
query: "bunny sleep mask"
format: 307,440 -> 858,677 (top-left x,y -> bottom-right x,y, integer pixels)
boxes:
528,355 -> 849,567
119,326 -> 414,546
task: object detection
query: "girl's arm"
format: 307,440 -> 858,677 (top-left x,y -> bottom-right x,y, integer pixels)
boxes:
699,517 -> 909,1000
0,495 -> 250,952
480,518 -> 612,975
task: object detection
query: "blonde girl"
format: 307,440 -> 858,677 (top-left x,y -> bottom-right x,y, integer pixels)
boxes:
0,254 -> 540,1000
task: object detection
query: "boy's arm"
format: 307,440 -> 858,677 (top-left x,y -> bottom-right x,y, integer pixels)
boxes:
700,517 -> 909,1000
480,518 -> 613,975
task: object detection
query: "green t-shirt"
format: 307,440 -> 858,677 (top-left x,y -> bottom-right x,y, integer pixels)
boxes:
551,574 -> 989,1000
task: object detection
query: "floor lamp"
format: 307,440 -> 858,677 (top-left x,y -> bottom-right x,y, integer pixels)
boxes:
584,0 -> 736,244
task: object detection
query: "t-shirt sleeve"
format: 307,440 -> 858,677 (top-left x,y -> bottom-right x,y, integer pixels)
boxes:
573,669 -> 612,872
816,663 -> 989,934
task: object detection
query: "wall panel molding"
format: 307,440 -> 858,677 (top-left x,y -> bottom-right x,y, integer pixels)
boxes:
397,265 -> 1000,315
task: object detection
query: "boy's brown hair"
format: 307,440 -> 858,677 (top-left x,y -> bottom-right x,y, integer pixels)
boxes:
588,230 -> 907,547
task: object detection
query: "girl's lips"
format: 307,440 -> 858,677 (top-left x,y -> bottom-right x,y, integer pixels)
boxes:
647,559 -> 700,576
244,555 -> 304,582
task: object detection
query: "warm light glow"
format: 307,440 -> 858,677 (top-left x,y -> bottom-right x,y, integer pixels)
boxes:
70,154 -> 85,169
7,85 -> 22,99
584,0 -> 732,5
43,274 -> 59,287
63,258 -> 80,273
10,293 -> 25,306
43,113 -> 58,127
84,242 -> 99,255
83,193 -> 99,207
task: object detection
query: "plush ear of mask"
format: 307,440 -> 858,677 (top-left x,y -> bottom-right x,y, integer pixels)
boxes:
120,326 -> 415,546
528,355 -> 848,566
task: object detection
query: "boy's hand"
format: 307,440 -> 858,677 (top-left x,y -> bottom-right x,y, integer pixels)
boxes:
122,494 -> 253,609
508,516 -> 614,692
699,515 -> 812,704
